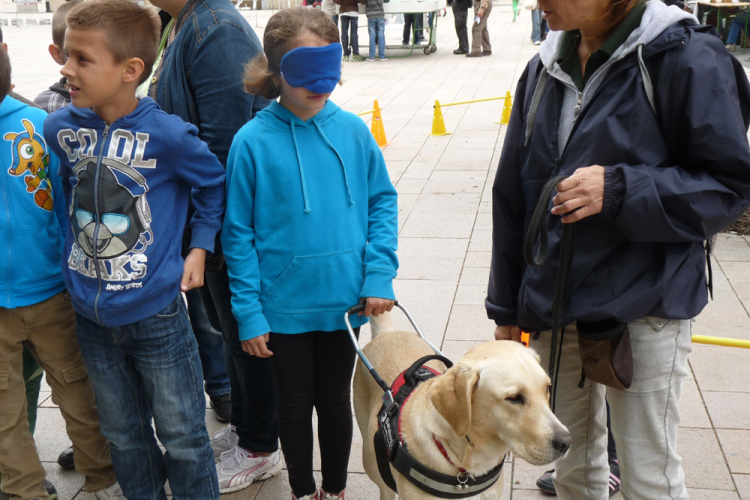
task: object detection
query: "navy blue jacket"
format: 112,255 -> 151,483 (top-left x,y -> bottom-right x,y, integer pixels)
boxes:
44,98 -> 226,327
486,22 -> 750,331
153,0 -> 269,169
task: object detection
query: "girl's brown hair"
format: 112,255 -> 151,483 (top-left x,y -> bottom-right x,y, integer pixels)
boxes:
244,7 -> 340,99
594,0 -> 642,38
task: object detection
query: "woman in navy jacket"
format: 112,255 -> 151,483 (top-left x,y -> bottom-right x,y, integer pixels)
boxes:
487,1 -> 750,498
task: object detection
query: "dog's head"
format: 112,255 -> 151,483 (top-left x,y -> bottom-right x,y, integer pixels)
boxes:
429,340 -> 571,466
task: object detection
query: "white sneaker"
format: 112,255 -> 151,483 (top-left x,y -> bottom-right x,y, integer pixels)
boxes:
94,481 -> 125,499
727,43 -> 737,52
217,446 -> 282,493
533,40 -> 541,45
211,424 -> 239,459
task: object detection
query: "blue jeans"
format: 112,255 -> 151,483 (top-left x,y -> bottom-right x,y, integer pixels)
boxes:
728,13 -> 750,45
185,288 -> 230,397
340,15 -> 359,56
76,294 -> 219,500
368,18 -> 386,59
531,9 -> 548,43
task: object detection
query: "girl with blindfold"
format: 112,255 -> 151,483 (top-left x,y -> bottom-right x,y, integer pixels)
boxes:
222,8 -> 399,500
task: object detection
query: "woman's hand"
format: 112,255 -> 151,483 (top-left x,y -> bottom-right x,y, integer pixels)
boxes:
551,165 -> 605,223
494,325 -> 523,342
242,333 -> 273,358
359,297 -> 395,317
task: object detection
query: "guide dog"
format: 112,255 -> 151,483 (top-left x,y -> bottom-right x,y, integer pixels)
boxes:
352,314 -> 572,500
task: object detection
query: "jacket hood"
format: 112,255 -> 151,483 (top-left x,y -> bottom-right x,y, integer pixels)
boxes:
0,93 -> 30,119
50,77 -> 70,100
539,1 -> 697,70
260,100 -> 354,213
66,97 -> 161,127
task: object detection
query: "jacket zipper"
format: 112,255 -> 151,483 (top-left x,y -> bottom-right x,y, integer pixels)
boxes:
1,172 -> 11,308
93,124 -> 110,325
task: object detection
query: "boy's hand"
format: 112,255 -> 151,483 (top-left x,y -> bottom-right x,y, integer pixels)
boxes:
181,248 -> 206,292
358,297 -> 395,317
242,334 -> 273,358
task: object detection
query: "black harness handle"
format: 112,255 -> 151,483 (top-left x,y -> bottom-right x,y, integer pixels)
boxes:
524,175 -> 575,412
404,354 -> 453,386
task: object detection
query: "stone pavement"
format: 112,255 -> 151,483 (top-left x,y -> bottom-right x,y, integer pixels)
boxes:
7,2 -> 750,498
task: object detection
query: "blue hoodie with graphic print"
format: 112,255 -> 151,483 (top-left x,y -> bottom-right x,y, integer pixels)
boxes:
0,95 -> 65,309
43,97 -> 226,327
222,100 -> 399,341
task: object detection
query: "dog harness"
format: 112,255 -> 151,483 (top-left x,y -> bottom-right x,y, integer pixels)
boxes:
373,354 -> 505,499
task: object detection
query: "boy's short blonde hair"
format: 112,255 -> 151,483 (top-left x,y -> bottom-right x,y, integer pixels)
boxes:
66,0 -> 161,85
52,1 -> 81,48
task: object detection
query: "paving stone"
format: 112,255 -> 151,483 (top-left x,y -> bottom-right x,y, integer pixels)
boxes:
703,392 -> 750,430
43,461 -> 84,500
454,284 -> 488,306
444,304 -> 497,342
391,279 -> 457,346
689,345 -> 750,393
679,427 -> 735,490
459,267 -> 490,286
464,251 -> 492,268
679,371 -> 712,429
718,429 -> 750,474
734,473 -> 750,499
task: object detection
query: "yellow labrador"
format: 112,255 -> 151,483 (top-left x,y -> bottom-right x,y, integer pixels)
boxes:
352,314 -> 571,500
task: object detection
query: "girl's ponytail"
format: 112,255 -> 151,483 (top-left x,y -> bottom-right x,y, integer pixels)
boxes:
244,54 -> 281,100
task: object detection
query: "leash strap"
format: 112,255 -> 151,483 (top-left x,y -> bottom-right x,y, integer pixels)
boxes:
524,175 -> 574,412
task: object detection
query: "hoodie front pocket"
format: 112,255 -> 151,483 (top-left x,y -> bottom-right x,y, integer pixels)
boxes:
267,250 -> 364,314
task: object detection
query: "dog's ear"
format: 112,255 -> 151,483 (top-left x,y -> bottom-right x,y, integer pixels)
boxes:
430,363 -> 480,436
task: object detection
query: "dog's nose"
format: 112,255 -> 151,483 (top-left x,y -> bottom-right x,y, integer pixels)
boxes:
552,433 -> 572,454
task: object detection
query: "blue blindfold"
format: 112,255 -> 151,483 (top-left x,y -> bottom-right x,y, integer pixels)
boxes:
280,44 -> 343,94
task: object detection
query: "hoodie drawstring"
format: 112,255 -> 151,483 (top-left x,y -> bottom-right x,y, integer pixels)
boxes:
290,120 -> 312,214
313,120 -> 355,207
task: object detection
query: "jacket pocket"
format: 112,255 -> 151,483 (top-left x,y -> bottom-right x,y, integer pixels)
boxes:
268,250 -> 364,314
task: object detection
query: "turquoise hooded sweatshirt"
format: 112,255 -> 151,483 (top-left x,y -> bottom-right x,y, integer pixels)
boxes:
222,100 -> 398,341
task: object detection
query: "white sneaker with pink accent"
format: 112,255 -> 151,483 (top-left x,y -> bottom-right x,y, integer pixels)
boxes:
319,489 -> 346,499
216,446 -> 282,493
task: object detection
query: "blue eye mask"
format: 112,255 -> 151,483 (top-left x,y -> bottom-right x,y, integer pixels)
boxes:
280,43 -> 343,94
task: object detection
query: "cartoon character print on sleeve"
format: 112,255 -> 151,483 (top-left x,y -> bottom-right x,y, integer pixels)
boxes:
4,119 -> 53,211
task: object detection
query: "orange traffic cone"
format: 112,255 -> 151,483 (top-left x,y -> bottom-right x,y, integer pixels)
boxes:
431,100 -> 450,136
500,91 -> 513,125
371,100 -> 388,146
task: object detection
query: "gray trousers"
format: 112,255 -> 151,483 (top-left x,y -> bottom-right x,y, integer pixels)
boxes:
530,317 -> 691,500
471,0 -> 491,53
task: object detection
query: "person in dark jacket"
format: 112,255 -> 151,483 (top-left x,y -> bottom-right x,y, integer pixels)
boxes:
147,0 -> 279,494
486,0 -> 750,498
451,0 -> 470,54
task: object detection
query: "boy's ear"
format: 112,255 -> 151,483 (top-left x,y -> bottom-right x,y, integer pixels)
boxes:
49,44 -> 67,66
122,57 -> 146,85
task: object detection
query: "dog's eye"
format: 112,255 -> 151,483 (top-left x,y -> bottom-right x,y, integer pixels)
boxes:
506,394 -> 525,404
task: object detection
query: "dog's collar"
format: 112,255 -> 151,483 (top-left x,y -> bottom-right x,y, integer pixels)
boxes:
374,355 -> 505,498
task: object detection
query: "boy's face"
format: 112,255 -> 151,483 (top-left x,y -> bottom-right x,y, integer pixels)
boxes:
61,28 -> 131,112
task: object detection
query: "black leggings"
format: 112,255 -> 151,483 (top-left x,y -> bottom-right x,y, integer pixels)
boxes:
268,329 -> 359,498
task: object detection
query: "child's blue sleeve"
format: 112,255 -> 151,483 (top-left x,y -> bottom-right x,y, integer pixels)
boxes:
360,130 -> 399,300
221,135 -> 271,341
170,125 -> 226,252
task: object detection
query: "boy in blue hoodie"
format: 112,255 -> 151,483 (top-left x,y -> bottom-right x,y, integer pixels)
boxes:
0,43 -> 121,500
43,1 -> 226,499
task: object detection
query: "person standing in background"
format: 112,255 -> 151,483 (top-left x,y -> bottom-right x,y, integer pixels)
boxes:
451,0 -> 470,54
148,0 -> 281,493
467,0 -> 491,56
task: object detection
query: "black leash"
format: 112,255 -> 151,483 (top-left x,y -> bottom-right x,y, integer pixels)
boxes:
524,175 -> 575,413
